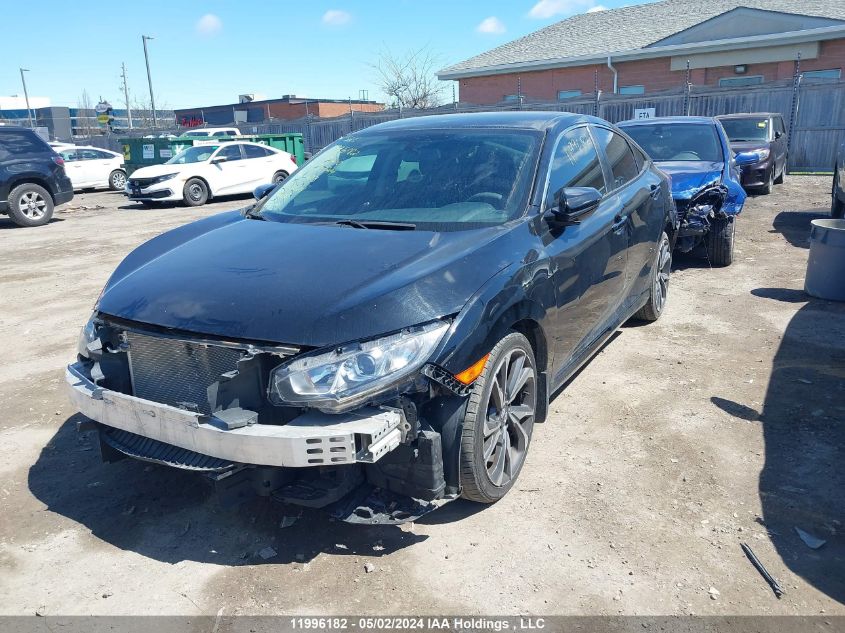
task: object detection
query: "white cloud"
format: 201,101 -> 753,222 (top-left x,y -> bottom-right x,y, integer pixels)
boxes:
322,9 -> 352,26
196,13 -> 222,37
587,4 -> 608,11
476,16 -> 506,34
529,0 -> 602,18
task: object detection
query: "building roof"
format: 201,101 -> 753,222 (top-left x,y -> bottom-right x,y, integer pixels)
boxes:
439,0 -> 845,79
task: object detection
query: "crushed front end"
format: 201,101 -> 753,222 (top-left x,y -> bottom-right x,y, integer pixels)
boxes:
673,184 -> 730,253
67,315 -> 465,524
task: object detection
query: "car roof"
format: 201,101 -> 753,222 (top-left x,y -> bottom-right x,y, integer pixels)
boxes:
0,126 -> 37,133
715,112 -> 781,119
360,111 -> 604,133
618,116 -> 716,127
68,145 -> 119,153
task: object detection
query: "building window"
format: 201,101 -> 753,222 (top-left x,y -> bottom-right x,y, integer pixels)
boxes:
619,85 -> 645,95
719,75 -> 764,87
802,69 -> 841,82
557,89 -> 582,100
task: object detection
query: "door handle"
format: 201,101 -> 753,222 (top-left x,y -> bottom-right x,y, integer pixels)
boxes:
612,214 -> 627,231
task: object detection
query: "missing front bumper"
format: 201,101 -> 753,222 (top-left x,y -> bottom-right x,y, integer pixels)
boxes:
66,362 -> 403,468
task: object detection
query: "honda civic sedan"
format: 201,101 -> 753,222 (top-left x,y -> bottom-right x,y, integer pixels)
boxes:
67,112 -> 677,523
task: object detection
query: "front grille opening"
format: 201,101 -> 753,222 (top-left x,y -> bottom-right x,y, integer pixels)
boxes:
126,331 -> 243,415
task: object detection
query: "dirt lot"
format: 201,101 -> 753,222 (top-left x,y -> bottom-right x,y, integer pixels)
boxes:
0,180 -> 842,617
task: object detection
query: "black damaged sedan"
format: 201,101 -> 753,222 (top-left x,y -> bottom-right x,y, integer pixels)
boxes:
67,112 -> 677,523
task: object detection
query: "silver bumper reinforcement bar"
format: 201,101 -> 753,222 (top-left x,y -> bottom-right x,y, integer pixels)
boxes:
65,363 -> 403,468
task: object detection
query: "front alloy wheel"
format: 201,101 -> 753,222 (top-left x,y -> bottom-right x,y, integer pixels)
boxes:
460,332 -> 537,503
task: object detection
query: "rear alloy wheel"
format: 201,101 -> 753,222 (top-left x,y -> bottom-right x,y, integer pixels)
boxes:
182,178 -> 209,207
272,170 -> 289,184
460,332 -> 537,503
108,169 -> 127,191
706,216 -> 736,267
7,183 -> 54,227
633,231 -> 671,322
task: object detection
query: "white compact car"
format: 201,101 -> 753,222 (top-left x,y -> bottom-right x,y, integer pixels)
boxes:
59,146 -> 127,191
125,141 -> 298,207
180,127 -> 241,138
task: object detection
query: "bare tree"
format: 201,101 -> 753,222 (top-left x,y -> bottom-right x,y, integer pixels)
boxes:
130,96 -> 172,130
371,46 -> 446,110
76,89 -> 95,137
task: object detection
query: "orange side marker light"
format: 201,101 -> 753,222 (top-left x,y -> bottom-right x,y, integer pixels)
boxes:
454,353 -> 490,385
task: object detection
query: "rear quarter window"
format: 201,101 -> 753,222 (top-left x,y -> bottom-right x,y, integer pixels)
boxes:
0,131 -> 49,160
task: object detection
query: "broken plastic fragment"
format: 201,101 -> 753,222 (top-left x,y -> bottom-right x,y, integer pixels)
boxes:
794,527 -> 826,549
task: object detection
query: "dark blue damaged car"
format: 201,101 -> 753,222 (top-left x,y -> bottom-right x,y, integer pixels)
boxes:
619,116 -> 759,266
67,112 -> 677,524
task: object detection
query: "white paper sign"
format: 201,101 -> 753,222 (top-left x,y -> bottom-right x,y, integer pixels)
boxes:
142,144 -> 154,159
159,148 -> 172,158
634,108 -> 656,119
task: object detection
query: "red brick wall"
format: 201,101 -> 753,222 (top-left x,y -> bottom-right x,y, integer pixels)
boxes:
457,38 -> 845,104
314,102 -> 384,118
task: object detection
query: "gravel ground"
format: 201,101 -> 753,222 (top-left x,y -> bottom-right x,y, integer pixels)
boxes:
0,179 -> 842,616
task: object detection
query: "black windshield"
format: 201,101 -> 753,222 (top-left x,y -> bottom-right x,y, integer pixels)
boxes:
720,118 -> 769,142
623,123 -> 723,162
258,129 -> 541,231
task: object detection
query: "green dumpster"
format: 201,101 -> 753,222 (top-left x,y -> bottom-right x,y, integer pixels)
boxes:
120,133 -> 304,176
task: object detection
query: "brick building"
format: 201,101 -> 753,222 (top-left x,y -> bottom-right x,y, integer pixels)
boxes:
438,0 -> 845,104
174,95 -> 384,128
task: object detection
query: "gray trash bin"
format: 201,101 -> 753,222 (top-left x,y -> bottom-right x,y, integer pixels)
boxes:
805,218 -> 845,301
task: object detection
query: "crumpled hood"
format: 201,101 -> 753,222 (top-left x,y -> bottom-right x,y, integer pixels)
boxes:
98,212 -> 511,348
655,161 -> 724,200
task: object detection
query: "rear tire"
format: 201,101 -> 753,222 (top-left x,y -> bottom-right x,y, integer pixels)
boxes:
633,232 -> 671,322
706,216 -> 736,267
272,170 -> 289,184
833,169 -> 845,219
108,169 -> 127,191
460,332 -> 537,504
7,183 -> 54,227
182,178 -> 208,207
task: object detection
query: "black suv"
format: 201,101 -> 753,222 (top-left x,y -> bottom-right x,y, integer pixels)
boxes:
0,127 -> 73,227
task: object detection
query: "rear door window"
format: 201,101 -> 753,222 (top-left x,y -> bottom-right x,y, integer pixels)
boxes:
244,145 -> 273,159
592,127 -> 640,190
545,126 -> 607,208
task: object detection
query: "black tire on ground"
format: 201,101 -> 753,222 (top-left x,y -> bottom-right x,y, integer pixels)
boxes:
758,169 -> 773,195
706,216 -> 736,267
272,171 -> 289,184
633,231 -> 671,322
460,332 -> 537,504
108,169 -> 127,191
6,183 -> 54,227
138,201 -> 160,209
182,178 -> 209,207
774,164 -> 785,185
833,169 -> 845,219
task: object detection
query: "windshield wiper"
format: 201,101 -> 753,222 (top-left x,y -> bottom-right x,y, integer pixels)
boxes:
334,219 -> 416,231
242,205 -> 265,220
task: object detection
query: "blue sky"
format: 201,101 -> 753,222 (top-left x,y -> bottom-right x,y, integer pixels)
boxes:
0,0 -> 649,110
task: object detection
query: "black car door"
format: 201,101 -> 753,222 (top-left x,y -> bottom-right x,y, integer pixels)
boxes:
540,125 -> 629,386
595,128 -> 665,310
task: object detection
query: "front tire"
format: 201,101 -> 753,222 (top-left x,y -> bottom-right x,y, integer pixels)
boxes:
706,216 -> 736,266
108,169 -> 127,191
633,231 -> 671,322
774,164 -> 785,185
460,332 -> 537,503
758,169 -> 773,195
7,183 -> 54,227
182,178 -> 209,206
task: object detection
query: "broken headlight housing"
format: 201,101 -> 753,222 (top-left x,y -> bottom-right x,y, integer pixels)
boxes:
269,320 -> 449,413
77,313 -> 99,358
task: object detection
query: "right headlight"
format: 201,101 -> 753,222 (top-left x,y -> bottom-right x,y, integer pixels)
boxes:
269,320 -> 449,413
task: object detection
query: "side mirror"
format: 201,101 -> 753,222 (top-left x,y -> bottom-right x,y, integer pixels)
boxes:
774,130 -> 783,139
548,187 -> 602,225
211,155 -> 228,164
734,151 -> 759,167
253,183 -> 275,201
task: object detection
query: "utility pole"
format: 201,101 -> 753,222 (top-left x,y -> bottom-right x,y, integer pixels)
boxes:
141,35 -> 157,129
120,62 -> 133,130
19,68 -> 33,128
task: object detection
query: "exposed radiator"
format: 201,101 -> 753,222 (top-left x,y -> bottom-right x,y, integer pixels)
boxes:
126,331 -> 244,414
